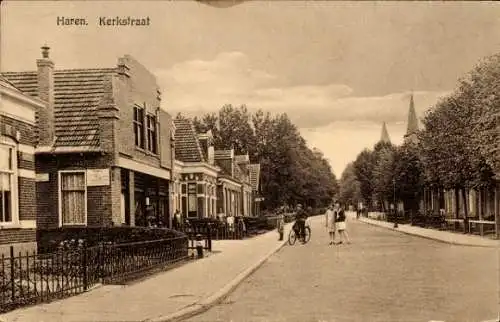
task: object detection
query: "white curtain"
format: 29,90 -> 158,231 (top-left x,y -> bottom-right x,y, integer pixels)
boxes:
61,172 -> 86,225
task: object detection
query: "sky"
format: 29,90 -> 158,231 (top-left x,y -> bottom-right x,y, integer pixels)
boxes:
2,1 -> 500,177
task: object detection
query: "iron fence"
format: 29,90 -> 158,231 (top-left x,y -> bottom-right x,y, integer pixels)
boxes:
0,235 -> 189,313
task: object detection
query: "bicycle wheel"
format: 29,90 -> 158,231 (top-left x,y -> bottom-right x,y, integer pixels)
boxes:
303,226 -> 311,244
288,229 -> 297,245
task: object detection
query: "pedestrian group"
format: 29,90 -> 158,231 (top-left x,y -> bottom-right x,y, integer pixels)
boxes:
325,201 -> 350,245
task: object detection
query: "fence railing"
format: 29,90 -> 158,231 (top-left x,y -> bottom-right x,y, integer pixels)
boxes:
0,236 -> 189,314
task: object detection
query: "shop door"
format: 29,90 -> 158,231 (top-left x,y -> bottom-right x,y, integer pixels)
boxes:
134,193 -> 146,226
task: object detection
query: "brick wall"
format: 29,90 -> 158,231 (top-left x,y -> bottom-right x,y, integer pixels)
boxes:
0,229 -> 36,245
1,115 -> 36,147
1,115 -> 37,249
35,153 -> 114,229
113,55 -> 174,169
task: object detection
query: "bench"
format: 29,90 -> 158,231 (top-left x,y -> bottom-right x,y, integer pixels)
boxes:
468,220 -> 496,236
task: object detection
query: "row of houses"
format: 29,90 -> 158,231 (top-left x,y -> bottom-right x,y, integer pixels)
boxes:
0,46 -> 262,256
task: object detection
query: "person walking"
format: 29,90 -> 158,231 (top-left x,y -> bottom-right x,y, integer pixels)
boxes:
325,204 -> 336,245
334,201 -> 351,245
277,212 -> 285,241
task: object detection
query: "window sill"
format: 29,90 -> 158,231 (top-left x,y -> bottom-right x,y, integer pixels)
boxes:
134,147 -> 159,158
0,223 -> 21,230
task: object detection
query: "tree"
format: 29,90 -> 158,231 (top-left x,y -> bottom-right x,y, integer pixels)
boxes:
418,91 -> 496,232
339,162 -> 361,207
372,142 -> 397,211
457,53 -> 500,176
192,107 -> 338,211
353,149 -> 376,209
392,141 -> 424,217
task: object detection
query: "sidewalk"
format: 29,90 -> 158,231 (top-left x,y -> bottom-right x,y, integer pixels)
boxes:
354,212 -> 499,248
0,220 -> 300,322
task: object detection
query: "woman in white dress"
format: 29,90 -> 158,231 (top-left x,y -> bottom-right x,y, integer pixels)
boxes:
325,204 -> 336,245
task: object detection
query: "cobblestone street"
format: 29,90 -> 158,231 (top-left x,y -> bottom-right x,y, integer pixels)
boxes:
188,217 -> 499,322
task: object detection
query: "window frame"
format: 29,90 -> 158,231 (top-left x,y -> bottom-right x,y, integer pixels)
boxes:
133,105 -> 145,149
146,114 -> 158,154
58,170 -> 88,227
0,138 -> 19,228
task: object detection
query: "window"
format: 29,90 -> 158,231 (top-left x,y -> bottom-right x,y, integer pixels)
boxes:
146,114 -> 157,154
59,171 -> 86,226
133,105 -> 145,148
0,144 -> 15,223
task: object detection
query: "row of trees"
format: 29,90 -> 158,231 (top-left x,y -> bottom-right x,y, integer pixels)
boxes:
340,52 -> 499,218
178,105 -> 338,210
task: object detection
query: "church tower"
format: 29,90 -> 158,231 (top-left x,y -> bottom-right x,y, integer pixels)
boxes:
380,121 -> 391,144
404,93 -> 419,144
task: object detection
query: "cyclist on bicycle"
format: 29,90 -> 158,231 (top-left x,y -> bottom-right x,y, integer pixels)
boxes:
294,204 -> 308,242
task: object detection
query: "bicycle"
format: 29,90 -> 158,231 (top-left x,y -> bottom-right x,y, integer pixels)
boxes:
288,220 -> 311,245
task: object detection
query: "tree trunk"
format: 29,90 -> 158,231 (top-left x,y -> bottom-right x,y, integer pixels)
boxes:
495,183 -> 499,240
454,188 -> 460,231
461,188 -> 469,234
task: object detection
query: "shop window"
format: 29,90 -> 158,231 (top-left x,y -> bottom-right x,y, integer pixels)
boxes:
59,171 -> 87,225
0,143 -> 16,224
197,197 -> 204,218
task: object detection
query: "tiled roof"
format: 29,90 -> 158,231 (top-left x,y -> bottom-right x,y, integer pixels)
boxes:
2,68 -> 117,148
248,163 -> 261,191
214,149 -> 233,159
173,118 -> 205,163
0,75 -> 25,94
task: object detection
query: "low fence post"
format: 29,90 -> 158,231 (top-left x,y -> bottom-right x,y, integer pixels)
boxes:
207,226 -> 212,252
82,242 -> 88,291
9,246 -> 14,304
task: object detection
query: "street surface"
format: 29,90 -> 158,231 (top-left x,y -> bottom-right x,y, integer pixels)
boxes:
188,215 -> 499,322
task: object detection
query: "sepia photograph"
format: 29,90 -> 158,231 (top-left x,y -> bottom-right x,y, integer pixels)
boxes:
0,1 -> 499,321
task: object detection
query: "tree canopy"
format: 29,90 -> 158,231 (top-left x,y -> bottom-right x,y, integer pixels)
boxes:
343,51 -> 498,214
186,104 -> 338,210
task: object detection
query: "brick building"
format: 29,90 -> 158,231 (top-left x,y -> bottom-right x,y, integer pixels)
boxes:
0,76 -> 44,256
3,46 -> 175,230
247,163 -> 262,216
172,118 -> 219,219
172,117 -> 262,219
215,150 -> 260,217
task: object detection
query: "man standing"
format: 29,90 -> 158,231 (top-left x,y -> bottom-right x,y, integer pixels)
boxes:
325,204 -> 336,245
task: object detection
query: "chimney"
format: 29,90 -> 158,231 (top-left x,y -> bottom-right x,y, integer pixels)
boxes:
36,45 -> 55,146
208,146 -> 214,165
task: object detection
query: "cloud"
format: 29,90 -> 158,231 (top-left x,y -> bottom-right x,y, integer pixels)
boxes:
158,52 -> 451,175
159,51 -> 450,128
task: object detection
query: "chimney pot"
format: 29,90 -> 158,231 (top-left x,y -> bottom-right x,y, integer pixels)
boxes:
41,45 -> 50,59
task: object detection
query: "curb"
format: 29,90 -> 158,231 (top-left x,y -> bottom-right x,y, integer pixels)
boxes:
145,225 -> 292,322
358,218 -> 499,248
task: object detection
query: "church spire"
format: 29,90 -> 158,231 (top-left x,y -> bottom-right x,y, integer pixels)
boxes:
406,92 -> 418,135
380,121 -> 391,144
